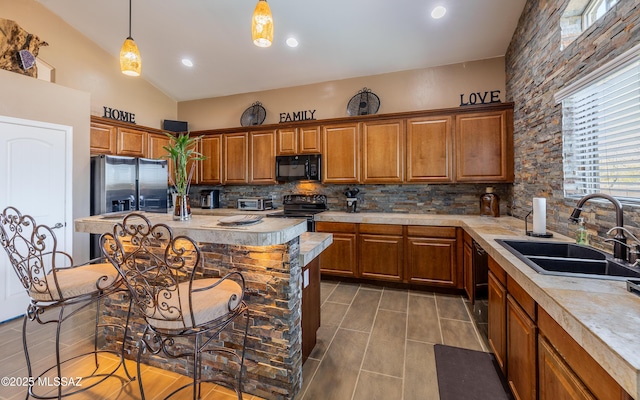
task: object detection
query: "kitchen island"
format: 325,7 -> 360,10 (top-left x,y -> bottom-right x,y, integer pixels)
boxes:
75,212 -> 332,400
316,212 -> 640,399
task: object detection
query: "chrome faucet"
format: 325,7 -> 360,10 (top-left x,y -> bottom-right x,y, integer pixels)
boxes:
569,193 -> 627,261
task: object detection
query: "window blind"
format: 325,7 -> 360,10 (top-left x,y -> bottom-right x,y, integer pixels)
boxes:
562,58 -> 640,201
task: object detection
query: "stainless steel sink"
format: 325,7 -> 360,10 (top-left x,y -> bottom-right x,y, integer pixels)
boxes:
496,239 -> 640,280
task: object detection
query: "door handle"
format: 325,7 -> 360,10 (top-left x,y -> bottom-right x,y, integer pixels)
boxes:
52,222 -> 64,230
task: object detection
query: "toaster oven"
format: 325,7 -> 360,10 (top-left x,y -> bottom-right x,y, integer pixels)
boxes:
237,197 -> 274,211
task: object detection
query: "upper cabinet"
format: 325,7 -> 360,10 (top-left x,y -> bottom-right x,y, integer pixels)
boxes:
249,130 -> 276,184
406,116 -> 453,183
322,123 -> 360,184
116,127 -> 147,157
276,126 -> 321,155
187,103 -> 514,186
199,134 -> 223,185
455,109 -> 514,182
361,119 -> 404,184
90,121 -> 117,155
223,132 -> 249,184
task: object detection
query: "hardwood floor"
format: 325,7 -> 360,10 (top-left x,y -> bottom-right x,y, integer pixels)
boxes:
0,303 -> 262,400
0,281 -> 487,400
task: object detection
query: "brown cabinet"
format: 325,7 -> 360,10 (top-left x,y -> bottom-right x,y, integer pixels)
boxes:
358,224 -> 404,282
302,257 -> 321,363
116,127 -> 147,157
406,116 -> 453,182
316,222 -> 358,277
250,130 -> 276,184
507,293 -> 537,400
455,110 -> 514,182
405,226 -> 459,288
147,133 -> 174,183
538,335 -> 595,400
223,132 -> 249,184
318,223 -> 460,288
199,134 -> 222,185
487,258 -> 507,374
463,232 -> 474,301
361,119 -> 404,183
90,121 -> 117,155
321,123 -> 360,183
277,126 -> 321,155
488,257 -> 632,400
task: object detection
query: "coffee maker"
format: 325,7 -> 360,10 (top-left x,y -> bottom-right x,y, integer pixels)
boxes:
200,190 -> 220,209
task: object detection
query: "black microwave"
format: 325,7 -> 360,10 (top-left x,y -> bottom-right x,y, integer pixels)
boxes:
276,154 -> 321,182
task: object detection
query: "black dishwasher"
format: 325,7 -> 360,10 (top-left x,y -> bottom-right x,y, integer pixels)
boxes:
471,240 -> 489,339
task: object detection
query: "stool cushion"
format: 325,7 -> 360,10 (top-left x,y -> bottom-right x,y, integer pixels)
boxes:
147,278 -> 243,331
29,263 -> 120,301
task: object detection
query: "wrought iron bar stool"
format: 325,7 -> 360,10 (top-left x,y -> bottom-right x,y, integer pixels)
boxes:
100,212 -> 250,400
0,206 -> 134,399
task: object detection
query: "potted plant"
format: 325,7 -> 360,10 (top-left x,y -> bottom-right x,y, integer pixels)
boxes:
163,132 -> 205,220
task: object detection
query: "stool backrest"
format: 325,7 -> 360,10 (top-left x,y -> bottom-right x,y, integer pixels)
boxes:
100,213 -> 203,329
0,206 -> 73,301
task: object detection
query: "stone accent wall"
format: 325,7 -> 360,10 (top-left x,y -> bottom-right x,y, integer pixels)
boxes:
103,238 -> 302,400
191,182 -> 513,216
505,0 -> 640,249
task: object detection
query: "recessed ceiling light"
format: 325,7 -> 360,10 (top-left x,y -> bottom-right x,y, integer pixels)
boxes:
286,37 -> 299,48
181,58 -> 194,67
431,6 -> 447,19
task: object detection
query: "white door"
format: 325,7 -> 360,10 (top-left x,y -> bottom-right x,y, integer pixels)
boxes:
0,115 -> 72,322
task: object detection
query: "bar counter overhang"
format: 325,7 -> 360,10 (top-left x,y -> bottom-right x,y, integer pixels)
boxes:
75,212 -> 332,400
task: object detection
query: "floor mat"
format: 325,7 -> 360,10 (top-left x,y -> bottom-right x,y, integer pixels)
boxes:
434,344 -> 513,400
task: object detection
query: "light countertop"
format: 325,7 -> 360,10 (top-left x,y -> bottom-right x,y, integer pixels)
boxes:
315,211 -> 640,399
75,212 -> 306,246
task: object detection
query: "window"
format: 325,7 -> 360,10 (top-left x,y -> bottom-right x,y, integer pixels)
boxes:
584,0 -> 618,28
558,45 -> 640,202
561,0 -> 618,50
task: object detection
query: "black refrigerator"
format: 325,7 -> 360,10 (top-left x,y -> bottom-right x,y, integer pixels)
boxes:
90,155 -> 168,256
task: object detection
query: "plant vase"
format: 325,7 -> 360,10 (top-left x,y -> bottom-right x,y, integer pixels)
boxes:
173,195 -> 191,221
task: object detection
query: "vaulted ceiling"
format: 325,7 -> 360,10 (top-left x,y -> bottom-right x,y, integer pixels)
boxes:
37,0 -> 527,102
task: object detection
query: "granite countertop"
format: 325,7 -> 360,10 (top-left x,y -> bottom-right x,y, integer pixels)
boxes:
75,212 -> 307,246
191,208 -> 282,216
315,211 -> 640,399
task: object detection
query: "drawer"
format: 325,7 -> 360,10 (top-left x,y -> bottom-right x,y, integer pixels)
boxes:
359,223 -> 403,235
406,225 -> 456,238
315,221 -> 357,233
507,277 -> 536,321
488,256 -> 507,285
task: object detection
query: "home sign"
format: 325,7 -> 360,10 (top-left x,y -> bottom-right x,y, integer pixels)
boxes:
279,110 -> 317,123
103,106 -> 136,124
459,90 -> 501,106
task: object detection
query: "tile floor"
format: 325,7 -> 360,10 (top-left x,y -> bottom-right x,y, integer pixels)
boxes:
0,280 -> 487,400
298,280 -> 488,400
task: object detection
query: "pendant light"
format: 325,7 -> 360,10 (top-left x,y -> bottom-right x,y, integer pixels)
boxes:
252,0 -> 273,47
120,0 -> 141,76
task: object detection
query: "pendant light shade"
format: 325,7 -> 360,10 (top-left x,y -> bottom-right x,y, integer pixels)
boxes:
252,0 -> 273,48
120,0 -> 141,76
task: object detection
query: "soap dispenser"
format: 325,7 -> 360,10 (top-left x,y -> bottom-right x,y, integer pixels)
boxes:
576,218 -> 588,245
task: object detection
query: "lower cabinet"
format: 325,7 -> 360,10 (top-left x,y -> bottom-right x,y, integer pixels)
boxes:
405,226 -> 459,288
317,222 -> 461,287
487,260 -> 507,374
538,335 -> 595,400
301,257 -> 321,363
359,224 -> 403,282
507,293 -> 537,400
488,255 -> 633,400
316,222 -> 357,278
